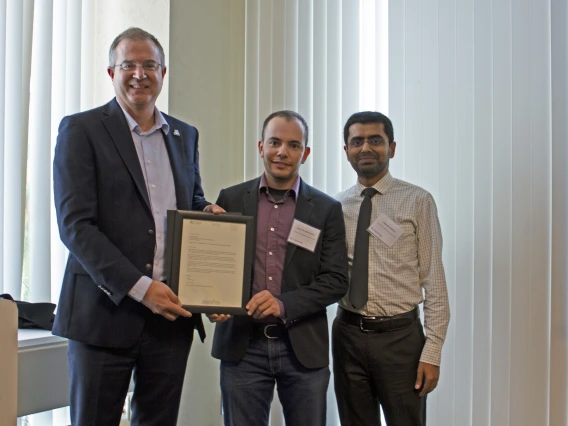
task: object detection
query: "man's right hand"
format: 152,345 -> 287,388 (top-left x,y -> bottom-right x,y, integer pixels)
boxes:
141,281 -> 192,321
206,314 -> 232,323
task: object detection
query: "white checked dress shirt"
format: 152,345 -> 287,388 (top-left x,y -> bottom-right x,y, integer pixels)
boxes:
336,172 -> 450,365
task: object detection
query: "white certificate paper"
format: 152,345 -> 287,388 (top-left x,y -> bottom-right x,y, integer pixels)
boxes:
368,213 -> 403,247
287,219 -> 321,252
177,218 -> 246,307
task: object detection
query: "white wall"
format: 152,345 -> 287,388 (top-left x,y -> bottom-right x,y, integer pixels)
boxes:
169,0 -> 246,201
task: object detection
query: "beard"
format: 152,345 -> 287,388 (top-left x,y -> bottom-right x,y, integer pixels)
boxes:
352,153 -> 388,178
264,157 -> 298,183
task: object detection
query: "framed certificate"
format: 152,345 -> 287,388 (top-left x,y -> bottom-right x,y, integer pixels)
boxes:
166,210 -> 254,314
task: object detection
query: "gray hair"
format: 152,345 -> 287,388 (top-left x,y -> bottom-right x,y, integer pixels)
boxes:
108,27 -> 165,67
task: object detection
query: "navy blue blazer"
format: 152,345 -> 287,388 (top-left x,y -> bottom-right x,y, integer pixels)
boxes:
211,177 -> 349,369
53,98 -> 207,348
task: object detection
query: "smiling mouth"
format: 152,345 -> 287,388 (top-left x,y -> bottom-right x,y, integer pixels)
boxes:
358,156 -> 377,163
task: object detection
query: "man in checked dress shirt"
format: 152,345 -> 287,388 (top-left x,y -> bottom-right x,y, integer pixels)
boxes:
333,111 -> 450,426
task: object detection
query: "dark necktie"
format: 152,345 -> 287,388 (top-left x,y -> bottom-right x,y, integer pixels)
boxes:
349,187 -> 378,309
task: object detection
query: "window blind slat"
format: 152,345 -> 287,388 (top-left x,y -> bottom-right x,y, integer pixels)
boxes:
28,0 -> 53,303
3,0 -> 26,299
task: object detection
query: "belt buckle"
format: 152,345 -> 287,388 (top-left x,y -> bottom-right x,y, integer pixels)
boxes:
359,316 -> 377,332
264,324 -> 279,339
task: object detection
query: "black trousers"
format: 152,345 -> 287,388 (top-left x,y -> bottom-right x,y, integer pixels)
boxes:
67,315 -> 195,426
332,315 -> 426,426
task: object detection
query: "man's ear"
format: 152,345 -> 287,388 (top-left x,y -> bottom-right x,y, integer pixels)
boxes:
389,141 -> 396,158
258,140 -> 264,158
301,146 -> 311,164
107,67 -> 115,80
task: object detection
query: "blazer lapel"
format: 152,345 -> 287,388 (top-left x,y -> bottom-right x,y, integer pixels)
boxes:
162,123 -> 190,210
242,178 -> 260,217
285,180 -> 313,267
101,99 -> 151,211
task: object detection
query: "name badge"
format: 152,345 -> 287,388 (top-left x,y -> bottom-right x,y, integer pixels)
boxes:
287,219 -> 321,252
368,213 -> 403,247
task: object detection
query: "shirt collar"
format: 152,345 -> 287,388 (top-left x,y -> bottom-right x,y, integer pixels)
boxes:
356,171 -> 394,196
258,172 -> 301,198
119,104 -> 170,136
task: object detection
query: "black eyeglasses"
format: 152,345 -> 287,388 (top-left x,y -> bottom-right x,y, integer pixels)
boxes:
348,138 -> 387,148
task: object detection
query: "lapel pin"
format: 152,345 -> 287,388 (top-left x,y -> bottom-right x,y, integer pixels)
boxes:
173,129 -> 180,137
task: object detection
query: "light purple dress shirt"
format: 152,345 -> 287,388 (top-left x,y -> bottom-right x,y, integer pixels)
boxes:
118,105 -> 177,302
253,173 -> 301,320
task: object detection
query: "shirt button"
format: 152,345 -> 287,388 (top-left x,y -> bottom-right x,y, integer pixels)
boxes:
145,263 -> 152,270
147,160 -> 151,164
156,210 -> 160,214
148,229 -> 154,235
274,205 -> 278,209
270,227 -> 275,232
268,277 -> 273,281
151,184 -> 156,189
269,252 -> 273,256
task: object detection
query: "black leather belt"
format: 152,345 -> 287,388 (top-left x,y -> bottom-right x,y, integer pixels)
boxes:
252,323 -> 287,339
337,306 -> 419,332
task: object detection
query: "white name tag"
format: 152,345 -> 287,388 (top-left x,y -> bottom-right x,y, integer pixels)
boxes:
368,213 -> 403,247
287,219 -> 321,252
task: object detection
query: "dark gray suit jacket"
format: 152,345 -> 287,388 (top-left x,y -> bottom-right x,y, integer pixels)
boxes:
211,177 -> 348,369
53,98 -> 207,348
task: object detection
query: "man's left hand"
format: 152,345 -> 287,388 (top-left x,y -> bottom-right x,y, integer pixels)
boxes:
415,361 -> 440,397
204,204 -> 226,214
246,290 -> 281,319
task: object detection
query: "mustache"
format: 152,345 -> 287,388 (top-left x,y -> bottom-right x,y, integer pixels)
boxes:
357,153 -> 379,161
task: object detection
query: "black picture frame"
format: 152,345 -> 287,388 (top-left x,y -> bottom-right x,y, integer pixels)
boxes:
166,210 -> 254,315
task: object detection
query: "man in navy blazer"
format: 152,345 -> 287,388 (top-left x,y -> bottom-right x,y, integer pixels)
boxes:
209,111 -> 349,426
53,27 -> 221,426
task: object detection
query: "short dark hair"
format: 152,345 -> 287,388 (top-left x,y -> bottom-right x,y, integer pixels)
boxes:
343,111 -> 394,145
261,110 -> 309,147
108,27 -> 165,68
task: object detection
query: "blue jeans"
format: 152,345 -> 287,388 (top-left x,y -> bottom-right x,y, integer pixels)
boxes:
220,334 -> 330,426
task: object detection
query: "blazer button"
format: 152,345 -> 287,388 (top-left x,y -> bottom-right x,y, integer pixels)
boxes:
148,229 -> 155,235
145,263 -> 152,270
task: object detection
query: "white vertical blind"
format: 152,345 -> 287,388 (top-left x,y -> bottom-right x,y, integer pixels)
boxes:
80,0 -> 94,111
65,0 -> 82,115
0,0 -> 7,295
50,0 -> 69,305
390,0 -> 563,425
28,0 -> 53,303
0,0 -> 93,306
550,0 -> 568,424
3,0 -> 27,298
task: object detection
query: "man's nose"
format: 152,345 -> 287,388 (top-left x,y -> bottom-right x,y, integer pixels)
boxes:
276,145 -> 288,157
132,64 -> 147,79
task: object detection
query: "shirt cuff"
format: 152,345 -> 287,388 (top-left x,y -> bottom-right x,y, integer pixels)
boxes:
419,339 -> 442,366
128,276 -> 153,302
276,299 -> 286,322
